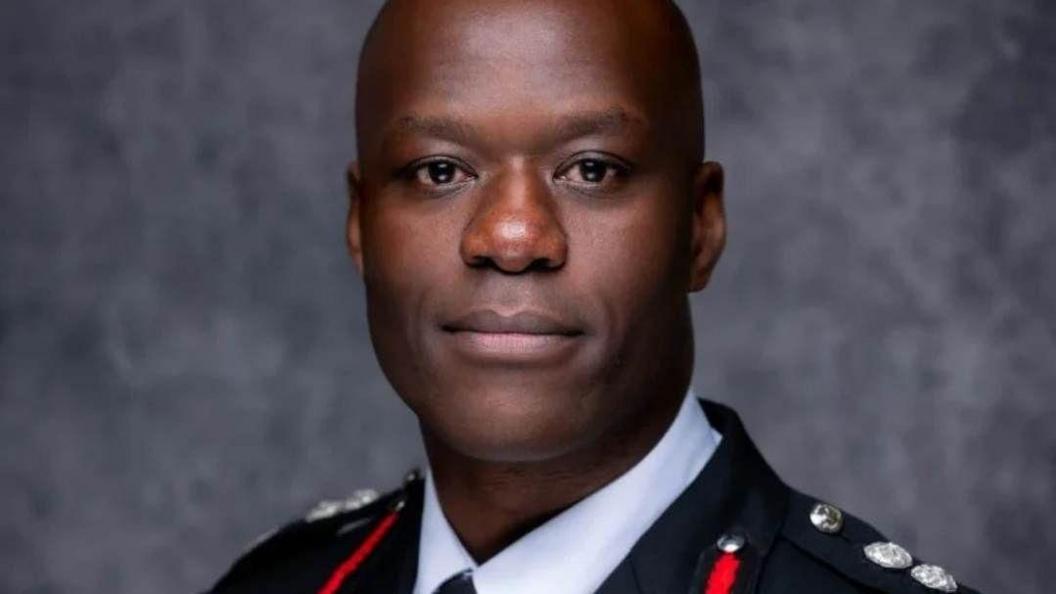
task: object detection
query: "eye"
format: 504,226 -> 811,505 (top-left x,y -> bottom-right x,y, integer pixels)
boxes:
557,157 -> 629,186
412,159 -> 473,187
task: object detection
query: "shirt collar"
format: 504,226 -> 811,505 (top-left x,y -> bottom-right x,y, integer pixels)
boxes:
413,390 -> 722,594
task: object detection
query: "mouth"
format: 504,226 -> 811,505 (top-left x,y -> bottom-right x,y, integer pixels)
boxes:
440,309 -> 584,363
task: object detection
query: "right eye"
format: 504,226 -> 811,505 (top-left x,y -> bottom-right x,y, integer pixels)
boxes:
411,160 -> 473,187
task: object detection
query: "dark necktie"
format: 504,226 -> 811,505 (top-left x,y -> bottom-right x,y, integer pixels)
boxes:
434,569 -> 477,594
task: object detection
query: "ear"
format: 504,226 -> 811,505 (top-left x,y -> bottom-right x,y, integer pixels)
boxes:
346,161 -> 365,275
688,161 -> 726,292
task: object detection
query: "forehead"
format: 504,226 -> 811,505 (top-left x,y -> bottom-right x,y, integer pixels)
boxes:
357,0 -> 672,148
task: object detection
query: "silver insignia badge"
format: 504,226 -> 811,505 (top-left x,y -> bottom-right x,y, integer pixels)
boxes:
911,564 -> 958,592
809,502 -> 844,534
863,541 -> 913,569
305,489 -> 380,522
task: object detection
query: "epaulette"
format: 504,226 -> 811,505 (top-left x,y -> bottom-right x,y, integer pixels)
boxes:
778,490 -> 980,593
209,470 -> 422,592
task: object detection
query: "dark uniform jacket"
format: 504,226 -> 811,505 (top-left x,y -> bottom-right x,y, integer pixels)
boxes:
209,400 -> 980,594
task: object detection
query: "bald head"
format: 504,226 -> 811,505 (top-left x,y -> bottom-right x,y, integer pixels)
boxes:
354,0 -> 704,164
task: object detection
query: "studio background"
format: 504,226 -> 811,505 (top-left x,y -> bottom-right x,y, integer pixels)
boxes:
2,0 -> 1054,592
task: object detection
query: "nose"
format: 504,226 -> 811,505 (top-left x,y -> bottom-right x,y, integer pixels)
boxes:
460,166 -> 568,273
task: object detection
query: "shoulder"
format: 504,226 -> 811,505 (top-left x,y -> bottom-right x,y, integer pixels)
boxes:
207,475 -> 418,594
758,490 -> 981,594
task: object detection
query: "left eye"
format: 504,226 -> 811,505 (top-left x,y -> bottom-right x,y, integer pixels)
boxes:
558,159 -> 625,184
414,160 -> 472,186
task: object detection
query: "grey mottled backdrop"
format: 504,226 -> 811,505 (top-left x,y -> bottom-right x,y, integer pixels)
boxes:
2,0 -> 1053,592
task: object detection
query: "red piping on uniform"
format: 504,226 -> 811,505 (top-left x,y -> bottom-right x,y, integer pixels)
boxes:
703,551 -> 742,594
317,509 -> 400,594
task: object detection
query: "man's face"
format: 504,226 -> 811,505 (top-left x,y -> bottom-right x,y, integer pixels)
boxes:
350,0 -> 723,462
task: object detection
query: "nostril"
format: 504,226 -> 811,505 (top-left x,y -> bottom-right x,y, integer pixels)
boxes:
463,253 -> 561,274
465,254 -> 493,269
525,256 -> 562,273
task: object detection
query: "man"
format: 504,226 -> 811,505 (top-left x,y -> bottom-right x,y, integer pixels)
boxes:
209,0 -> 978,592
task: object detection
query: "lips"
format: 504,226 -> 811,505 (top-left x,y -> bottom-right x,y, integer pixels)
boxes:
442,310 -> 582,336
440,309 -> 584,363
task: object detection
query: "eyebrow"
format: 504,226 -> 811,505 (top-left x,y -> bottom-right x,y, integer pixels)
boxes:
391,115 -> 476,143
385,107 -> 648,146
553,108 -> 647,141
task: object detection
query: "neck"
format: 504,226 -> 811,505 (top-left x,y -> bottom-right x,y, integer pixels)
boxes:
423,384 -> 687,563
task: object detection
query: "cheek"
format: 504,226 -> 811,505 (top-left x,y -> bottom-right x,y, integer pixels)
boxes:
361,203 -> 458,333
567,196 -> 688,323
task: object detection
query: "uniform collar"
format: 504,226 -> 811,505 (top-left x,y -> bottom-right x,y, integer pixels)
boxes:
413,390 -> 722,594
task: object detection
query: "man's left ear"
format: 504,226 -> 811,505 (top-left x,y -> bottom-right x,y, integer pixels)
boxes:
688,161 -> 726,292
346,162 -> 365,275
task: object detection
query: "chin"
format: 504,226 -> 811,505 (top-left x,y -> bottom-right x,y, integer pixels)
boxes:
417,380 -> 607,463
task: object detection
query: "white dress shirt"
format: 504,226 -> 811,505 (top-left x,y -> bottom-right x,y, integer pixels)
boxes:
413,390 -> 722,594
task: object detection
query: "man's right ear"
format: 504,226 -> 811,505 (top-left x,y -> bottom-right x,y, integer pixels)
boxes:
346,162 -> 365,275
